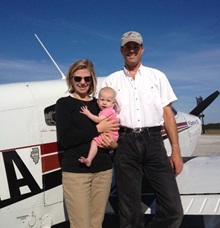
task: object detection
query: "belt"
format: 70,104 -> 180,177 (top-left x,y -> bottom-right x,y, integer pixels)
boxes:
119,126 -> 161,134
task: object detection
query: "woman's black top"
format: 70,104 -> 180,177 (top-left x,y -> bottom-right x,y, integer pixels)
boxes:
55,96 -> 112,173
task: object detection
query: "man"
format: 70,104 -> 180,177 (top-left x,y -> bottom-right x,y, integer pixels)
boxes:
102,31 -> 183,228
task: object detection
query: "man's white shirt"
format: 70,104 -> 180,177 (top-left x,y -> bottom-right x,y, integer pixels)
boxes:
101,65 -> 177,128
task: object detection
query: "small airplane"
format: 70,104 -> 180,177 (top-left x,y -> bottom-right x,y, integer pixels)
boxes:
0,35 -> 220,228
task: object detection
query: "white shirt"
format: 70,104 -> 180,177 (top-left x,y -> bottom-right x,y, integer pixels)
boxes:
102,65 -> 177,128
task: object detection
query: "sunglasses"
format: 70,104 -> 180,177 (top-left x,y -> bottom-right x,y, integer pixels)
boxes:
72,76 -> 92,82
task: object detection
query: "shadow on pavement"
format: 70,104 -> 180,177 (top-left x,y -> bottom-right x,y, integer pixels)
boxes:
53,214 -> 205,227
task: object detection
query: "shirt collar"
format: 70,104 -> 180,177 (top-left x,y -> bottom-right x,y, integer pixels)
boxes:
123,64 -> 143,77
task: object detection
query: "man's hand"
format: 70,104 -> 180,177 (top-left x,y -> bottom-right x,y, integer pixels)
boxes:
170,145 -> 183,176
96,116 -> 119,133
99,133 -> 118,150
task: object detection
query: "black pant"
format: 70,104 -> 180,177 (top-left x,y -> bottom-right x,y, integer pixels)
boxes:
114,130 -> 183,228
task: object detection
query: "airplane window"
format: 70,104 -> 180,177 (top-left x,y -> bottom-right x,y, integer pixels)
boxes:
44,105 -> 56,126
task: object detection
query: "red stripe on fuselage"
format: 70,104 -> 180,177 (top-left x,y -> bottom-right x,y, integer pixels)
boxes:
40,142 -> 63,174
40,142 -> 59,155
0,142 -> 63,174
41,153 -> 62,173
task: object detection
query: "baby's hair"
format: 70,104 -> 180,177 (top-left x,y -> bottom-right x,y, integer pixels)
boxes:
99,87 -> 116,100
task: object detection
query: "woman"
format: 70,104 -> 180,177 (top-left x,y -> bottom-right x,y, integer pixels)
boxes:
55,59 -> 118,228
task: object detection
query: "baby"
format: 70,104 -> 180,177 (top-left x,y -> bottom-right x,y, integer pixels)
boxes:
79,87 -> 119,166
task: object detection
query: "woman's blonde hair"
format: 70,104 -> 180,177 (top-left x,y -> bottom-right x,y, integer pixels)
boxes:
66,59 -> 97,96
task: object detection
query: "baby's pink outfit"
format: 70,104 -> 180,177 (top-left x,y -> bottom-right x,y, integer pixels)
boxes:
93,107 -> 119,146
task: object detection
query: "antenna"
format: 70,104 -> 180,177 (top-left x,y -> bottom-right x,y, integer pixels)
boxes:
34,34 -> 66,79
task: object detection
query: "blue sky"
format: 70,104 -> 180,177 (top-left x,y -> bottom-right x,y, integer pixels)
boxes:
0,0 -> 219,124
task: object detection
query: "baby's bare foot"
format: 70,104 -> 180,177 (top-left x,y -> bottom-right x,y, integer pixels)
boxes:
79,157 -> 92,167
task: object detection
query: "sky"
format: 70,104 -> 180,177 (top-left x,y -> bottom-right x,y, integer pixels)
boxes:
0,0 -> 219,124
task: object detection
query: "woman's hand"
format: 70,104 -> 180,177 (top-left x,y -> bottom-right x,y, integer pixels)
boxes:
96,116 -> 119,133
99,133 -> 118,150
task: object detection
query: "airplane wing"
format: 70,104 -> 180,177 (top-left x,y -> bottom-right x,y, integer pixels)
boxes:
136,158 -> 220,228
106,156 -> 220,216
177,156 -> 220,215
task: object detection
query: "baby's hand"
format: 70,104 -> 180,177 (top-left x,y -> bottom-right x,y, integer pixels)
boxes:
80,106 -> 90,115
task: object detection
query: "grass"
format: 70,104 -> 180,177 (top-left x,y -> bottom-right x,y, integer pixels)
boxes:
204,129 -> 220,134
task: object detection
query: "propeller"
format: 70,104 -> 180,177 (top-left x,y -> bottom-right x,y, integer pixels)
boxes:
189,90 -> 220,116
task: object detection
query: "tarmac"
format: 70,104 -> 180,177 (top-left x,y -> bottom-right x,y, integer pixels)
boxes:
103,214 -> 205,228
193,134 -> 220,156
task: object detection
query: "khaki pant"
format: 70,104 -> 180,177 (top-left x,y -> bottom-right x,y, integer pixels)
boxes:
62,169 -> 112,228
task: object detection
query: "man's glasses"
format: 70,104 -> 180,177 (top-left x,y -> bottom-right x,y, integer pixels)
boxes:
72,76 -> 92,82
123,44 -> 141,52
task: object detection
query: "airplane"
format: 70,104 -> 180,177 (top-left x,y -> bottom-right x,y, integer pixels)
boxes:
0,35 -> 220,228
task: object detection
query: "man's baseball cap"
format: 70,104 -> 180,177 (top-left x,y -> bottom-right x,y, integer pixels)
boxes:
121,31 -> 143,47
